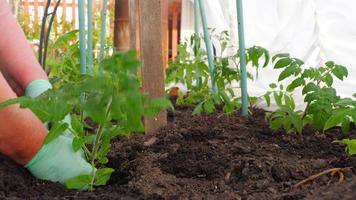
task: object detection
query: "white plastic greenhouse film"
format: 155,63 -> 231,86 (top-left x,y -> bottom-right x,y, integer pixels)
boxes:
181,0 -> 356,110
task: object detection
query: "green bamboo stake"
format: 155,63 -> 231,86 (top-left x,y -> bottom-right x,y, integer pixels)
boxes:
87,0 -> 93,74
236,0 -> 248,116
99,0 -> 109,75
197,0 -> 217,93
78,0 -> 86,74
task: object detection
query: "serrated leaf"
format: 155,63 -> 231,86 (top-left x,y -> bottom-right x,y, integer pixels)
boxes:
270,117 -> 284,130
331,65 -> 348,80
278,65 -> 298,82
192,102 -> 204,115
71,116 -> 84,136
337,139 -> 356,155
144,98 -> 173,116
94,168 -> 114,186
341,119 -> 350,134
324,108 -> 351,130
65,175 -> 92,190
274,58 -> 293,69
302,83 -> 319,95
287,78 -> 305,92
272,53 -> 290,62
203,99 -> 215,113
45,123 -> 69,144
323,74 -> 333,87
72,137 -> 85,152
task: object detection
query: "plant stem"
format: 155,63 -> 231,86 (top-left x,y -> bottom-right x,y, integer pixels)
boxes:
89,97 -> 113,190
67,127 -> 92,159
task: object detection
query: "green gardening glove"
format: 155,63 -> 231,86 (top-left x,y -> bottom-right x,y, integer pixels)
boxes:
24,79 -> 92,184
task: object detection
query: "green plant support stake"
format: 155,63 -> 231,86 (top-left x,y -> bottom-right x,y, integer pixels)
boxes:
99,0 -> 109,75
236,0 -> 248,116
194,0 -> 202,87
194,0 -> 200,35
78,0 -> 86,74
87,0 -> 93,74
197,0 -> 217,94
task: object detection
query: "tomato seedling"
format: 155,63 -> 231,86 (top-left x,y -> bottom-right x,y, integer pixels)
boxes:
0,50 -> 172,190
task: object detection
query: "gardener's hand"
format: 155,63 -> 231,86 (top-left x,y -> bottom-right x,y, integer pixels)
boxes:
24,80 -> 93,184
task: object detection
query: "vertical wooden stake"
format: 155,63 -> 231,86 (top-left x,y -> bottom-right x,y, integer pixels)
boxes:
138,0 -> 167,134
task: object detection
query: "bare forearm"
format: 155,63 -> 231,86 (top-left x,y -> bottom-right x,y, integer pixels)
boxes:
0,72 -> 46,165
0,0 -> 47,94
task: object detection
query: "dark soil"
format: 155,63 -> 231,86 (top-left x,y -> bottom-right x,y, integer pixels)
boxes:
1,106 -> 356,200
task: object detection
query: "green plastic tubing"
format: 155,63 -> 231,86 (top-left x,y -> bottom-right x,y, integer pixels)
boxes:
87,0 -> 93,74
99,0 -> 109,75
236,0 -> 249,116
78,0 -> 86,74
197,0 -> 217,93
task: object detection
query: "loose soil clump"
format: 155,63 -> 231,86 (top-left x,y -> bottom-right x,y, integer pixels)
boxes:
1,106 -> 356,199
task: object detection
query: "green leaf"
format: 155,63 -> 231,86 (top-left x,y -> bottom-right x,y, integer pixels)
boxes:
264,92 -> 271,107
71,115 -> 84,136
65,175 -> 92,190
337,139 -> 356,155
0,98 -> 19,109
203,99 -> 215,113
284,94 -> 295,110
324,108 -> 350,131
192,102 -> 204,115
144,98 -> 173,116
302,83 -> 319,95
323,74 -> 333,87
331,65 -> 348,80
45,123 -> 69,144
269,83 -> 277,89
287,78 -> 305,92
272,53 -> 290,62
72,137 -> 85,152
270,117 -> 284,130
94,168 -> 114,186
274,58 -> 293,69
273,92 -> 282,107
341,119 -> 350,134
278,65 -> 298,82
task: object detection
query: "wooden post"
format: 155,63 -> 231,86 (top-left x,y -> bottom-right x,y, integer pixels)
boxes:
171,2 -> 180,59
138,0 -> 167,134
114,0 -> 130,51
72,0 -> 76,27
128,0 -> 139,51
161,0 -> 169,67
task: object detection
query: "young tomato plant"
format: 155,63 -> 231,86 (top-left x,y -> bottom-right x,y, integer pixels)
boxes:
166,31 -> 269,114
265,54 -> 348,134
0,51 -> 172,190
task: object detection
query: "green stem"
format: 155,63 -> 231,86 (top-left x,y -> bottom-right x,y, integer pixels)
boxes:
67,127 -> 92,159
89,97 -> 113,190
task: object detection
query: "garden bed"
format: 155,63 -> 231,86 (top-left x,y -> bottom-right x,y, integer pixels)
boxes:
1,106 -> 356,200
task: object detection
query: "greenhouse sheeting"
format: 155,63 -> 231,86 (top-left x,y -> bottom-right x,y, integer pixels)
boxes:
181,0 -> 356,109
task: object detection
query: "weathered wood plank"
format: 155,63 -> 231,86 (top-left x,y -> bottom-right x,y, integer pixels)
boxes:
138,0 -> 167,134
